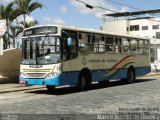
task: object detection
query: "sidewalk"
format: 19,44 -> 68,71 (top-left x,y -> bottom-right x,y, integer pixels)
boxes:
146,71 -> 160,76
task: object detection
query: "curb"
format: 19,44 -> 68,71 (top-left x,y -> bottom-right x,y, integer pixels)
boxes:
145,73 -> 160,77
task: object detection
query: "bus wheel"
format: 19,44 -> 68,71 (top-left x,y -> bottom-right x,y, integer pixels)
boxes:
127,68 -> 135,84
46,85 -> 56,92
78,72 -> 91,91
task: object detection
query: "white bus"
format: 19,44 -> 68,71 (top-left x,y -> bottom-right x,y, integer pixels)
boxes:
19,25 -> 151,91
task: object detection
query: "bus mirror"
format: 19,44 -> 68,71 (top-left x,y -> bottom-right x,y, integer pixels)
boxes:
67,38 -> 73,46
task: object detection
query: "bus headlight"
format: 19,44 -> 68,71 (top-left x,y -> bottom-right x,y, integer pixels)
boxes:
20,72 -> 27,78
45,73 -> 58,79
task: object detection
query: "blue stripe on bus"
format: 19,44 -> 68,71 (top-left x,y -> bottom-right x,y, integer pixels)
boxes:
19,66 -> 151,86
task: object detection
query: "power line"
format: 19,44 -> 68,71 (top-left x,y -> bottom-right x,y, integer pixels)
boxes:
105,0 -> 142,11
75,0 -> 118,13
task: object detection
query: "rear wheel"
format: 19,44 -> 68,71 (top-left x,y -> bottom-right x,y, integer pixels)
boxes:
46,85 -> 56,92
78,71 -> 91,91
127,68 -> 135,84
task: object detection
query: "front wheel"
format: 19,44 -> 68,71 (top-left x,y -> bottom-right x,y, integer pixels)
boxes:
46,85 -> 56,92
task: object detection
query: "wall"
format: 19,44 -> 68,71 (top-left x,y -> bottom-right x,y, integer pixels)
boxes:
102,20 -> 129,34
0,48 -> 22,83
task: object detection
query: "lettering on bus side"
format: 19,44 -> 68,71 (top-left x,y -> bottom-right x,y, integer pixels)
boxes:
88,59 -> 117,63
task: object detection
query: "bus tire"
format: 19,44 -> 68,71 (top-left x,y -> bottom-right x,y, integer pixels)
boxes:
127,67 -> 135,84
46,85 -> 56,92
78,71 -> 91,91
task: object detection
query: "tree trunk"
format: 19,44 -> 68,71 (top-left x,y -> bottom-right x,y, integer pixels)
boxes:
24,14 -> 26,29
13,38 -> 15,48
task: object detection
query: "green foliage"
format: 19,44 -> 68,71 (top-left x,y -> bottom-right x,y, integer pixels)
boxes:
0,0 -> 43,49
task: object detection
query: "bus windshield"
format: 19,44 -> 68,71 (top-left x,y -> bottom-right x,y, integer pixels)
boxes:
22,36 -> 61,65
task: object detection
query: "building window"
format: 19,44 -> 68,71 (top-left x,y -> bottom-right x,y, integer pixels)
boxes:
130,25 -> 139,31
142,26 -> 148,30
152,25 -> 159,30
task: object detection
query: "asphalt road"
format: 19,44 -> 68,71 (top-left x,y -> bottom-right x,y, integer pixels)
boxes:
0,75 -> 160,120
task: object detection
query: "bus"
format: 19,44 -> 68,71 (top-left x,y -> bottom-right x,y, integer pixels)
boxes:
19,25 -> 151,91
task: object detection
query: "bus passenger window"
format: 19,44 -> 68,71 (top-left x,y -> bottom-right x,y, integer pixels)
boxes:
139,40 -> 145,55
106,36 -> 119,53
62,30 -> 78,60
122,38 -> 131,53
79,33 -> 91,53
93,34 -> 105,53
131,39 -> 138,54
106,36 -> 114,53
145,40 -> 149,55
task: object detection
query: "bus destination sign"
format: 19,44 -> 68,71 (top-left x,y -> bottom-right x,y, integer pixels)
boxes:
23,26 -> 57,36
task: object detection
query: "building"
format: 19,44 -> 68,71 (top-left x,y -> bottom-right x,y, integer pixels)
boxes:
102,9 -> 160,62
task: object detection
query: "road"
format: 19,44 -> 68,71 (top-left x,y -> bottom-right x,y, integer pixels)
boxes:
0,75 -> 160,120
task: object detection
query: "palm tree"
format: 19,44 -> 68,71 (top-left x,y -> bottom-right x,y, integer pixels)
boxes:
10,20 -> 38,48
14,0 -> 43,28
3,32 -> 9,49
19,19 -> 39,29
9,25 -> 23,48
0,2 -> 22,48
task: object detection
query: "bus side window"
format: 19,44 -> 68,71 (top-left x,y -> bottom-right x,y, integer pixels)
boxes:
122,38 -> 131,53
106,36 -> 114,53
119,38 -> 122,53
145,40 -> 149,55
114,37 -> 120,53
93,34 -> 105,53
79,32 -> 92,53
62,30 -> 78,60
131,39 -> 138,54
139,40 -> 145,55
106,36 -> 119,53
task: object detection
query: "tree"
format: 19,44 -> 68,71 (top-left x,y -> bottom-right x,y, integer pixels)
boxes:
9,25 -> 23,48
14,0 -> 43,28
10,20 -> 38,48
3,32 -> 9,49
0,2 -> 21,48
19,19 -> 39,29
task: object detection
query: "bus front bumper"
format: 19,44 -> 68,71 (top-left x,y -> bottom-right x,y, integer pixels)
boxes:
19,75 -> 62,86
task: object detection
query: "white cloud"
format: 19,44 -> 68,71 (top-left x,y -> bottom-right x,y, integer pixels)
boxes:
60,6 -> 68,14
70,0 -> 118,18
54,18 -> 65,25
43,17 -> 65,25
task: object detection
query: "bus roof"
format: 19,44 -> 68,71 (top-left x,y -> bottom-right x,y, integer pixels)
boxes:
24,25 -> 150,40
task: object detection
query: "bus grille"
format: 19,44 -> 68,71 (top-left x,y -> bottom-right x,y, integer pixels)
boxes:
26,73 -> 46,78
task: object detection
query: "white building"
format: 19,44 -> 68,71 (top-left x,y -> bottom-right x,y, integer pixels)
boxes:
102,17 -> 160,62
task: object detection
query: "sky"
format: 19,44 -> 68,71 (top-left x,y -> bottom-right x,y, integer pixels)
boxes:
1,0 -> 160,30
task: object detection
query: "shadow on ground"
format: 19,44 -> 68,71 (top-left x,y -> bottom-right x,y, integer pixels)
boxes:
25,78 -> 156,95
0,77 -> 19,84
